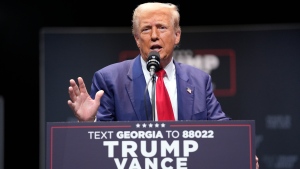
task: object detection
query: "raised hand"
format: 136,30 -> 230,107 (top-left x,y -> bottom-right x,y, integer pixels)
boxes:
67,77 -> 104,122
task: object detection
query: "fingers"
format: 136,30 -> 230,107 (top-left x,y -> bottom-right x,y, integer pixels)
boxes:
68,79 -> 78,102
255,155 -> 259,169
77,77 -> 88,94
94,90 -> 104,103
67,99 -> 75,110
68,77 -> 88,100
68,84 -> 77,111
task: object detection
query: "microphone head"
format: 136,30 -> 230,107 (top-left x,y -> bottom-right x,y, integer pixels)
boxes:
146,51 -> 160,72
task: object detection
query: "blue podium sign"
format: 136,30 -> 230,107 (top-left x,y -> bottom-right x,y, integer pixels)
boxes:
47,120 -> 255,169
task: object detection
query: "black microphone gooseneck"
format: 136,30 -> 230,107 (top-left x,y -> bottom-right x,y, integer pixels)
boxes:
144,51 -> 160,121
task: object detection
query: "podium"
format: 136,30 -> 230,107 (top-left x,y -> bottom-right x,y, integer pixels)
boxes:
46,120 -> 256,169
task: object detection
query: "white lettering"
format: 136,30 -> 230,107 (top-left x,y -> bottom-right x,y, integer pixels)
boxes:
122,141 -> 138,157
183,140 -> 198,157
103,141 -> 119,157
116,131 -> 163,139
161,140 -> 179,157
141,140 -> 157,157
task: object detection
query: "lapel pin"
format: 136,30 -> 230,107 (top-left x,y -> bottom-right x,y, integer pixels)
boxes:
187,87 -> 192,94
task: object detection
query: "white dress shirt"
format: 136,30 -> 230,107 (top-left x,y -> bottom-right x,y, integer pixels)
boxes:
141,57 -> 178,121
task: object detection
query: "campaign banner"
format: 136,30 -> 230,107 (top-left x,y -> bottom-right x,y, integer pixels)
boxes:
46,120 -> 255,169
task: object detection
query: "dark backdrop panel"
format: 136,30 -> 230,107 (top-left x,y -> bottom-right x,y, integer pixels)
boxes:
40,24 -> 300,169
0,96 -> 3,169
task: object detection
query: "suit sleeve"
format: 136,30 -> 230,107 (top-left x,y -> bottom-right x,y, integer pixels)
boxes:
90,70 -> 116,121
205,75 -> 232,121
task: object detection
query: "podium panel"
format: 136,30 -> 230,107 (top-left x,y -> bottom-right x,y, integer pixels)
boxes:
47,120 -> 255,169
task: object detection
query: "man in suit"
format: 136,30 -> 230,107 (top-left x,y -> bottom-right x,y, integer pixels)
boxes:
67,2 -> 230,122
67,2 -> 258,168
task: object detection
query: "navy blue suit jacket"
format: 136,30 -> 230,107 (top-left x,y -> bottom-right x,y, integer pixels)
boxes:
90,55 -> 231,121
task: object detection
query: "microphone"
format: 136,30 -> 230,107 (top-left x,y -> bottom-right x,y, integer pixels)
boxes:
147,51 -> 160,77
145,51 -> 160,121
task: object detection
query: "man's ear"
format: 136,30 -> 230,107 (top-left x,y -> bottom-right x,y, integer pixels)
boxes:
175,30 -> 181,45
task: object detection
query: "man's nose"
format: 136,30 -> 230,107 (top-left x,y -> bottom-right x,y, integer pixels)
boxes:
151,29 -> 159,40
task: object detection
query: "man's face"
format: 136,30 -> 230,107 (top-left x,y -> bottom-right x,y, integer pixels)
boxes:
134,9 -> 181,68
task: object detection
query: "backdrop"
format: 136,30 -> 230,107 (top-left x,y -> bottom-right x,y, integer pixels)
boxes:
40,24 -> 300,169
0,96 -> 3,169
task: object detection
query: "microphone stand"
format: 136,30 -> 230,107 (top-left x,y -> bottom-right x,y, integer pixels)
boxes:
151,73 -> 156,121
146,51 -> 160,121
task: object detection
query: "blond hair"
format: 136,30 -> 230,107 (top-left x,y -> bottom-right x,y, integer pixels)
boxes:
131,2 -> 181,36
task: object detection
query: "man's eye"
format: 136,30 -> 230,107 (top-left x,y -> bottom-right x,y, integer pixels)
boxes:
142,28 -> 150,32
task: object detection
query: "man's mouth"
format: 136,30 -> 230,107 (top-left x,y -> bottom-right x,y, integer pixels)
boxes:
150,45 -> 162,51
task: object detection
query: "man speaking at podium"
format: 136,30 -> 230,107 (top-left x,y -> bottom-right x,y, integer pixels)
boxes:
67,2 -> 259,168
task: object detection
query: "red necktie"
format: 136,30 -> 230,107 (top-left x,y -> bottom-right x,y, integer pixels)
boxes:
155,69 -> 175,121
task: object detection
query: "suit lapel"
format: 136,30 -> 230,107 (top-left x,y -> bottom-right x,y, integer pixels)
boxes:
126,55 -> 152,121
174,61 -> 194,120
125,57 -> 194,121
